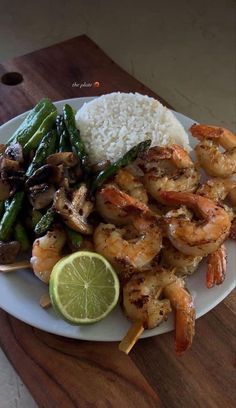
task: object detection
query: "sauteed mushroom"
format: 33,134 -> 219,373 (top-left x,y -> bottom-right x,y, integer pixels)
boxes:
47,152 -> 78,167
54,185 -> 93,234
25,164 -> 55,188
29,184 -> 56,210
1,169 -> 25,191
0,157 -> 20,172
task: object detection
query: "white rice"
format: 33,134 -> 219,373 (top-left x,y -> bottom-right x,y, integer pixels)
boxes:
75,92 -> 190,164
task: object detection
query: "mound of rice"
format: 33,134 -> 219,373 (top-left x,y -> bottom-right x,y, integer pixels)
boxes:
75,92 -> 190,164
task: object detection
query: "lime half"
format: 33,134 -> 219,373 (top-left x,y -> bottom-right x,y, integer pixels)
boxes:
49,251 -> 120,324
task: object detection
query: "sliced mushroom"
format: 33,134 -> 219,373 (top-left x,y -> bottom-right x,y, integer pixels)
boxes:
0,179 -> 11,200
25,164 -> 55,189
47,152 -> 78,167
67,165 -> 83,185
28,183 -> 56,210
54,185 -> 93,235
5,143 -> 23,163
52,164 -> 72,188
0,241 -> 21,264
0,157 -> 20,172
50,164 -> 64,185
1,168 -> 25,188
52,165 -> 77,188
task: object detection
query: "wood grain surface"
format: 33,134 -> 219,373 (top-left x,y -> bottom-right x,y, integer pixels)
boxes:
0,35 -> 235,408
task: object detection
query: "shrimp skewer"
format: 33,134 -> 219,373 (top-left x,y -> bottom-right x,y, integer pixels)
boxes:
160,191 -> 231,256
190,124 -> 236,177
120,267 -> 195,355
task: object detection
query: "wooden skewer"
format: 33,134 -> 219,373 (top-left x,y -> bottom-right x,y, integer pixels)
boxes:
39,293 -> 51,309
0,260 -> 32,273
119,321 -> 144,354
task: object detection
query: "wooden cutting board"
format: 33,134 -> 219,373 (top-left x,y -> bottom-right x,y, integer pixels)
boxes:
0,35 -> 235,408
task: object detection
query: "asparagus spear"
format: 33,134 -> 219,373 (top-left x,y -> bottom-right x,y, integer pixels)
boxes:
0,102 -> 58,244
34,206 -> 55,236
14,223 -> 30,251
32,210 -> 42,228
63,104 -> 89,174
0,130 -> 57,239
65,226 -> 83,249
7,98 -> 56,146
91,139 -> 151,192
56,115 -> 71,153
23,110 -> 57,152
26,130 -> 58,177
0,192 -> 24,241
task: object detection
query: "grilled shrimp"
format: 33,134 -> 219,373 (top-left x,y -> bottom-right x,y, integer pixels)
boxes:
31,228 -> 66,283
94,186 -> 162,271
162,272 -> 195,355
139,145 -> 199,202
197,178 -> 236,204
190,124 -> 236,177
123,269 -> 173,329
159,191 -> 231,256
96,184 -> 150,225
160,240 -> 202,277
123,267 -> 195,355
161,238 -> 226,288
115,168 -> 148,204
197,178 -> 236,240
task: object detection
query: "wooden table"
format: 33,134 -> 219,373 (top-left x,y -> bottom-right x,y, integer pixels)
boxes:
0,35 -> 235,408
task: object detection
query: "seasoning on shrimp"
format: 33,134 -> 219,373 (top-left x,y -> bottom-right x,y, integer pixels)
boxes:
114,168 -> 148,204
31,227 -> 66,284
94,186 -> 162,272
160,239 -> 202,277
123,269 -> 172,329
138,145 -> 199,202
122,267 -> 195,355
159,191 -> 231,256
190,124 -> 236,177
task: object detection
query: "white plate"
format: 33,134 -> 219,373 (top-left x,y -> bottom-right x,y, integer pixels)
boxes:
0,97 -> 235,341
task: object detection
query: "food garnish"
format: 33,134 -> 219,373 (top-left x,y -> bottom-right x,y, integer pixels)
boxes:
49,251 -> 120,324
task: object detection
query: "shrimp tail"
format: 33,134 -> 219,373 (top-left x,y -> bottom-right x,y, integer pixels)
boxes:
163,278 -> 195,356
175,306 -> 195,356
206,244 -> 227,288
190,124 -> 225,141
